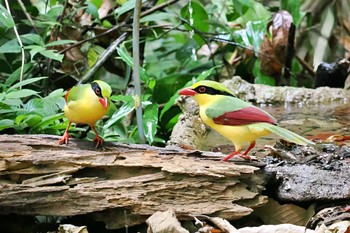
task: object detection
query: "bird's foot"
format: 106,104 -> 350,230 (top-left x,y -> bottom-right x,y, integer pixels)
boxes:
222,151 -> 252,161
93,135 -> 103,148
58,131 -> 70,145
222,151 -> 241,161
238,154 -> 252,160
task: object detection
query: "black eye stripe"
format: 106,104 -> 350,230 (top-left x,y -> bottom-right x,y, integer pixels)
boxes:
91,82 -> 103,98
194,85 -> 234,96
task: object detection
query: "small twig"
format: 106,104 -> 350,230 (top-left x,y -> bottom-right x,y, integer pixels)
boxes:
133,0 -> 146,144
4,0 -> 25,86
59,0 -> 179,55
295,54 -> 316,77
54,0 -> 69,41
140,0 -> 179,17
77,32 -> 129,85
59,22 -> 126,54
16,0 -> 39,34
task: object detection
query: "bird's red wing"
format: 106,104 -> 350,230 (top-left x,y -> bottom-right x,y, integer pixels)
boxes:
213,106 -> 277,126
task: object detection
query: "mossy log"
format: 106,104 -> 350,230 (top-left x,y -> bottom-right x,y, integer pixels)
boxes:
0,134 -> 267,229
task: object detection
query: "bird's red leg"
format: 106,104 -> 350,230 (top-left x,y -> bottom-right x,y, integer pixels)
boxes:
222,150 -> 242,161
91,126 -> 103,147
58,122 -> 71,145
240,141 -> 256,160
222,141 -> 256,161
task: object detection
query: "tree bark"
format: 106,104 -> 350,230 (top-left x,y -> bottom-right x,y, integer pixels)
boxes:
0,134 -> 267,229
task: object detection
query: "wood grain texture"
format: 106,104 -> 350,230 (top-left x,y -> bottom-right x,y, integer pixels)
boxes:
0,134 -> 267,229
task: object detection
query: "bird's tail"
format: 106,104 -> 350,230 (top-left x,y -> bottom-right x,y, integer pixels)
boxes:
261,123 -> 315,145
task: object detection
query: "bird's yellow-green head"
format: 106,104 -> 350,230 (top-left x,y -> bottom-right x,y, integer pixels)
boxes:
91,80 -> 112,109
179,80 -> 235,99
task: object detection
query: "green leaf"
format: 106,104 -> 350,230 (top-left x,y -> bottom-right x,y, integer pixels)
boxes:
0,119 -> 14,131
115,0 -> 148,18
21,34 -> 45,46
116,45 -> 149,82
253,60 -> 276,86
0,39 -> 20,53
104,96 -> 135,129
39,49 -> 64,62
2,98 -> 23,106
48,88 -> 65,98
43,96 -> 64,116
140,12 -> 175,23
45,39 -> 76,47
5,63 -> 34,87
6,89 -> 39,99
196,66 -> 219,81
232,0 -> 250,17
24,98 -> 44,114
281,0 -> 305,26
110,94 -> 133,102
175,39 -> 200,62
143,103 -> 158,144
31,113 -> 64,132
0,4 -> 14,29
25,45 -> 46,60
24,114 -> 42,127
15,115 -> 27,125
8,77 -> 47,92
234,20 -> 266,52
88,46 -> 105,68
86,0 -> 99,19
180,0 -> 209,33
0,92 -> 5,102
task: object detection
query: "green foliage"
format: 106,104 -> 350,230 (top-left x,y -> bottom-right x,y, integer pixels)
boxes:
0,4 -> 14,29
0,77 -> 66,134
253,60 -> 275,86
0,0 -> 335,145
281,0 -> 305,26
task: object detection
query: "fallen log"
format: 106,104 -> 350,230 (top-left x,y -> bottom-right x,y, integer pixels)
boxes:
0,134 -> 267,229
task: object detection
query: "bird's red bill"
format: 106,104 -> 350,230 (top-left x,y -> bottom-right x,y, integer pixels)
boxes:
99,97 -> 108,109
178,88 -> 196,96
213,106 -> 277,126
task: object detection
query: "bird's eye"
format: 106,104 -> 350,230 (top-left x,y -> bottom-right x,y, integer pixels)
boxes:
95,88 -> 101,95
198,86 -> 206,93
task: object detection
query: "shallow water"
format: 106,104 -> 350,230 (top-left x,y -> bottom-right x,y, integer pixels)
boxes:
200,102 -> 350,153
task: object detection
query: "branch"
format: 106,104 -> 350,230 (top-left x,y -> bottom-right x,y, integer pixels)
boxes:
16,0 -> 39,35
133,0 -> 146,143
77,32 -> 129,85
140,0 -> 179,17
59,0 -> 179,55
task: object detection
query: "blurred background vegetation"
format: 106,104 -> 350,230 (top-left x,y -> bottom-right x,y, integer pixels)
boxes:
0,0 -> 349,145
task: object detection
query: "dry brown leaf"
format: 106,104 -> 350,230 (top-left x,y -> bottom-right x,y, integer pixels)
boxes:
260,10 -> 293,79
254,198 -> 314,226
98,0 -> 113,19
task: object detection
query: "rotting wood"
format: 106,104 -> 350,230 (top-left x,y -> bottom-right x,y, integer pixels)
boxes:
0,134 -> 267,229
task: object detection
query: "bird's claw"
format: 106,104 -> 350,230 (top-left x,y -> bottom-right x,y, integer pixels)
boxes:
58,132 -> 70,145
93,135 -> 103,148
222,152 -> 252,161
